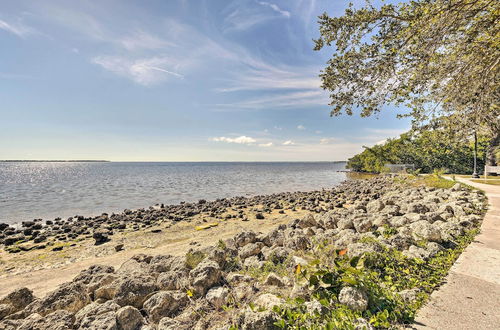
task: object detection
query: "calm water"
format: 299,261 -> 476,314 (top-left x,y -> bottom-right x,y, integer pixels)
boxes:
0,162 -> 347,224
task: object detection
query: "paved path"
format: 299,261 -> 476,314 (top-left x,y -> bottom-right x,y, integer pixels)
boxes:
414,177 -> 500,329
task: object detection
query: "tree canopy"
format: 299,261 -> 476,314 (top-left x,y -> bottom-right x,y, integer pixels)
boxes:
315,0 -> 499,163
347,122 -> 489,174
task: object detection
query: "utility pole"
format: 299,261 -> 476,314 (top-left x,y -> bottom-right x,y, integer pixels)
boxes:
472,130 -> 480,178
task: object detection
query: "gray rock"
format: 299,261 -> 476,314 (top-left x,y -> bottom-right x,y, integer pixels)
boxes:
253,293 -> 284,310
113,275 -> 158,308
205,286 -> 230,309
18,310 -> 75,330
410,221 -> 442,242
157,317 -> 181,330
239,243 -> 262,259
28,282 -> 90,316
366,200 -> 384,213
116,306 -> 144,330
297,214 -> 318,229
143,291 -> 189,323
75,301 -> 120,326
189,259 -> 222,295
338,287 -> 368,311
240,310 -> 279,330
234,231 -> 257,247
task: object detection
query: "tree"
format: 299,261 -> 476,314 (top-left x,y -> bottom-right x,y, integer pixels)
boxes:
315,0 -> 499,165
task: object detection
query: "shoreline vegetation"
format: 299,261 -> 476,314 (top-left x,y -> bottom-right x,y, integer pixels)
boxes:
0,174 -> 487,329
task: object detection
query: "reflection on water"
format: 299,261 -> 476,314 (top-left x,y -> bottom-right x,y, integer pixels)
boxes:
0,162 -> 347,224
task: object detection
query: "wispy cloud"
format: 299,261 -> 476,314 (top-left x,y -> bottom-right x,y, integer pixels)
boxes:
119,30 -> 176,51
283,140 -> 295,146
211,136 -> 257,145
319,137 -> 337,145
257,2 -> 291,18
297,124 -> 306,130
259,142 -> 273,147
92,56 -> 184,86
214,90 -> 328,110
0,18 -> 36,38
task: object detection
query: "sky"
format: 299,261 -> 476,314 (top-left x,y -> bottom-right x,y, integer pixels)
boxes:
0,0 -> 410,161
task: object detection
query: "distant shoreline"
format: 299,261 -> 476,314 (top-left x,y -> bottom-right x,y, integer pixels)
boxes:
0,160 -> 346,163
0,160 -> 110,163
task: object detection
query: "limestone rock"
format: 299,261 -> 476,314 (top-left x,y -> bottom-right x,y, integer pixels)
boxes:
338,287 -> 368,311
143,291 -> 189,323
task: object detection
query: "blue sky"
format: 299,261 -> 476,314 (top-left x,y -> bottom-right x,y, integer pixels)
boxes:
0,0 -> 410,161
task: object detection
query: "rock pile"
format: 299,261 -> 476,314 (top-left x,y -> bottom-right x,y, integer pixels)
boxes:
0,176 -> 486,329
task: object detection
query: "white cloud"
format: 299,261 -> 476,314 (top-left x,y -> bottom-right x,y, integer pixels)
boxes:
211,136 -> 257,145
297,125 -> 306,130
282,140 -> 295,146
214,90 -> 328,110
259,142 -> 273,147
0,19 -> 35,38
315,130 -> 322,134
119,30 -> 175,51
320,138 -> 337,145
258,2 -> 291,18
92,56 -> 184,86
274,126 -> 283,130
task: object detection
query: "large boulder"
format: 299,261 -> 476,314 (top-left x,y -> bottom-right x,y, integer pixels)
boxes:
18,310 -> 75,330
189,259 -> 222,296
116,305 -> 145,330
205,286 -> 230,309
113,275 -> 158,308
410,221 -> 442,242
143,291 -> 189,323
0,288 -> 34,319
28,282 -> 90,316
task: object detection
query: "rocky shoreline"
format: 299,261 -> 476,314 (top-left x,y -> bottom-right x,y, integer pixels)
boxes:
0,175 -> 487,329
1,183 -> 345,253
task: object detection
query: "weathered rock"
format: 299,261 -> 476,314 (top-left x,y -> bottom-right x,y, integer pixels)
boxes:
143,291 -> 189,323
338,287 -> 368,311
189,259 -> 222,296
113,275 -> 158,308
28,282 -> 90,316
297,214 -> 317,229
205,286 -> 230,309
253,293 -> 284,310
18,310 -> 75,330
410,221 -> 442,242
234,231 -> 257,248
157,317 -> 181,330
76,300 -> 120,329
264,273 -> 286,287
240,309 -> 279,330
366,200 -> 384,213
0,287 -> 34,318
116,305 -> 144,330
239,242 -> 262,259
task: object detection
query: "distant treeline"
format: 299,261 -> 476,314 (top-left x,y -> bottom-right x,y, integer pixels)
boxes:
347,127 -> 488,174
0,160 -> 110,162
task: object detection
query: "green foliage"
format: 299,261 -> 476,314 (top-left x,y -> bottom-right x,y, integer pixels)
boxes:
314,0 -> 499,132
273,229 -> 480,329
347,124 -> 489,174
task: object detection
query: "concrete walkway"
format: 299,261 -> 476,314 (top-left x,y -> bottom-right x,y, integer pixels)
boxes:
414,177 -> 500,329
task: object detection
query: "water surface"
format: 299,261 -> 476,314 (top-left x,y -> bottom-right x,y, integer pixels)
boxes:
0,162 -> 347,224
